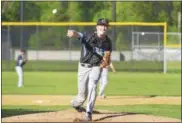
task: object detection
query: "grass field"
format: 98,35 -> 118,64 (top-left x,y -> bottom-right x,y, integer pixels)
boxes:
2,71 -> 181,120
2,72 -> 181,96
2,60 -> 181,73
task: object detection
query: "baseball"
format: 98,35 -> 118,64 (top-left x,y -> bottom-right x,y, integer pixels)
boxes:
52,9 -> 57,14
141,32 -> 145,35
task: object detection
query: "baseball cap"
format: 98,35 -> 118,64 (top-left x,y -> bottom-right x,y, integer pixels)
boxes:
97,18 -> 109,26
20,49 -> 26,53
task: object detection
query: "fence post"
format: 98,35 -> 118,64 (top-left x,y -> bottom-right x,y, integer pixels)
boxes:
20,1 -> 24,49
112,1 -> 116,50
163,22 -> 167,73
36,25 -> 39,71
7,26 -> 11,70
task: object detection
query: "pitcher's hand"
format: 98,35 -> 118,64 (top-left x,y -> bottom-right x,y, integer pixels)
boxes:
67,30 -> 80,38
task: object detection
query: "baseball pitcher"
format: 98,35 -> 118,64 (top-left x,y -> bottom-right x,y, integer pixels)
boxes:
67,18 -> 112,121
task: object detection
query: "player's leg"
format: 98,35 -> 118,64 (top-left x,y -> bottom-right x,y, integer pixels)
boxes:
98,68 -> 108,98
15,66 -> 23,87
86,66 -> 101,120
19,67 -> 23,87
71,63 -> 91,110
15,67 -> 19,86
98,69 -> 103,95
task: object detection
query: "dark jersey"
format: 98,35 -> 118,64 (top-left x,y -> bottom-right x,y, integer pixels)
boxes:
16,55 -> 26,67
79,32 -> 112,66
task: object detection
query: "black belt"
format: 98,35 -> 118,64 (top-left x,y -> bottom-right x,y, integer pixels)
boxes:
80,63 -> 93,68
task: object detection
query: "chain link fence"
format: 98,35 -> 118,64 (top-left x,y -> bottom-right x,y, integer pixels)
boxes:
2,23 -> 170,72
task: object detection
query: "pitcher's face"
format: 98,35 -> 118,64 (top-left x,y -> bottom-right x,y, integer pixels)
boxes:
96,25 -> 108,36
20,51 -> 25,56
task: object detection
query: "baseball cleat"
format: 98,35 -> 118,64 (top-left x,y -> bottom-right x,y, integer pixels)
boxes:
78,112 -> 92,121
85,112 -> 92,121
73,106 -> 86,113
73,112 -> 92,122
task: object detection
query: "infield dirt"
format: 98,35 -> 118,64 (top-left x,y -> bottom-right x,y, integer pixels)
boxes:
2,95 -> 181,122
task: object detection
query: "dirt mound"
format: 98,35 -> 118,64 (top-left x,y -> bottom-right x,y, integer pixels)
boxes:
2,109 -> 181,122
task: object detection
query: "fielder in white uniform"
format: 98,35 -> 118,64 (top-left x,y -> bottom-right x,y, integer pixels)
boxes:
98,62 -> 116,99
15,49 -> 27,87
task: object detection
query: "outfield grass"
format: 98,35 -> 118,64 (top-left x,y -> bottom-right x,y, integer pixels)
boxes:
2,60 -> 181,73
2,72 -> 181,96
167,61 -> 181,73
2,105 -> 181,119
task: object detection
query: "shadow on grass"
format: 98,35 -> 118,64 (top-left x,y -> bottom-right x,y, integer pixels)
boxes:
2,109 -> 51,118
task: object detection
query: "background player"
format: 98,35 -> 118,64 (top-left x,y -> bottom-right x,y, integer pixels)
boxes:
15,49 -> 27,87
98,62 -> 116,99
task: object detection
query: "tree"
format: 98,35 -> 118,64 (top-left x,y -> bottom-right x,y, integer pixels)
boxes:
2,1 -> 181,50
93,2 -> 112,21
28,27 -> 68,50
116,2 -> 143,22
67,2 -> 83,21
2,2 -> 20,21
171,1 -> 181,32
35,1 -> 64,21
2,1 -> 14,14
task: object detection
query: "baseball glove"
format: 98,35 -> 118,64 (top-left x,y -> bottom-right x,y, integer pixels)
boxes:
100,51 -> 111,68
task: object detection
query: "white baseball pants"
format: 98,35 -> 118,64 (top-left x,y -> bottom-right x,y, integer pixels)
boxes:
99,67 -> 108,96
71,63 -> 102,113
15,66 -> 23,87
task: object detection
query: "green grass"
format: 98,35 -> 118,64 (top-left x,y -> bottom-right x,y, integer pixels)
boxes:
1,105 -> 70,118
2,105 -> 181,119
98,105 -> 181,120
2,72 -> 181,96
2,60 -> 181,73
2,71 -> 181,120
167,61 -> 181,73
2,60 -> 79,71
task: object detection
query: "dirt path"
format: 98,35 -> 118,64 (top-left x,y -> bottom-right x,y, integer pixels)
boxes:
2,95 -> 181,105
2,95 -> 181,122
2,109 -> 181,122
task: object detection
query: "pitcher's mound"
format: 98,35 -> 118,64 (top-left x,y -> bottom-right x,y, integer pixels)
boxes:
2,109 -> 181,122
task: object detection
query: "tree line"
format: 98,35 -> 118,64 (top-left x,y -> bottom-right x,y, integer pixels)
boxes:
1,1 -> 181,50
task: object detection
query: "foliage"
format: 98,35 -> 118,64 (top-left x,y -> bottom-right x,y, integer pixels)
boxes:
2,1 -> 181,48
116,33 -> 129,51
2,1 -> 180,25
28,27 -> 68,49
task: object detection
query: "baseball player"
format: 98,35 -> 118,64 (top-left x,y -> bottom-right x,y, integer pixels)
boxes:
98,62 -> 116,99
15,49 -> 27,87
67,18 -> 112,121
